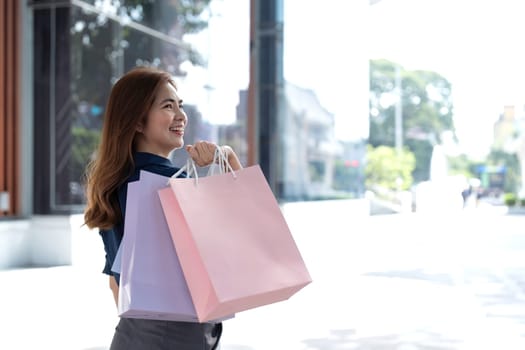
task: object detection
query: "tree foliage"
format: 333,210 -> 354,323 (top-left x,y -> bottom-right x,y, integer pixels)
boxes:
487,148 -> 520,193
447,153 -> 477,179
369,59 -> 455,183
365,145 -> 416,191
72,0 -> 211,79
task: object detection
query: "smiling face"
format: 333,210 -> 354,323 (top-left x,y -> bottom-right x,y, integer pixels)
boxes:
134,81 -> 187,158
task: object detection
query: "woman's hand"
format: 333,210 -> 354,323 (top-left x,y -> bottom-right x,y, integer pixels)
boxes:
185,141 -> 217,167
186,142 -> 243,170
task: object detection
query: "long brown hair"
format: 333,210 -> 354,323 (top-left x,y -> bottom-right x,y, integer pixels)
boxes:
83,66 -> 175,230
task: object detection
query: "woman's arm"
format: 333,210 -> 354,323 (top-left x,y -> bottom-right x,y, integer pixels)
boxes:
221,145 -> 242,171
110,275 -> 119,307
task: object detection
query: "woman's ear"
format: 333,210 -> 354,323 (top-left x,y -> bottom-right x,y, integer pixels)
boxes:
136,122 -> 144,133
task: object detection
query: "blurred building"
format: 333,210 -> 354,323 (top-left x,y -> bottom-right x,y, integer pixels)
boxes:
492,104 -> 525,195
493,105 -> 524,152
225,84 -> 344,201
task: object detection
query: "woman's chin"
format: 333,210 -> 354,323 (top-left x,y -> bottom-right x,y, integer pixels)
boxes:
171,139 -> 184,150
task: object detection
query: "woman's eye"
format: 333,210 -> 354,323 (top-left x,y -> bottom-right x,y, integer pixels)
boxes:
164,104 -> 173,109
179,105 -> 184,110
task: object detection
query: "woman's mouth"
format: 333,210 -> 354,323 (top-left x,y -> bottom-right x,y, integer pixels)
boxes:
169,126 -> 184,135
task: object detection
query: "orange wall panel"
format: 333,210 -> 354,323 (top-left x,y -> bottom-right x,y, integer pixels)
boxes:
0,0 -> 20,216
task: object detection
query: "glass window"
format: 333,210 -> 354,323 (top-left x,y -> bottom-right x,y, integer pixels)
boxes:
33,0 -> 249,213
32,0 -> 366,213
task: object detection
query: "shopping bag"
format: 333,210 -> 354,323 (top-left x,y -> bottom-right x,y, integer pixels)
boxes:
158,163 -> 312,322
117,170 -> 207,322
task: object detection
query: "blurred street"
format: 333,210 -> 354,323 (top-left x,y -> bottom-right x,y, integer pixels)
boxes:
2,201 -> 525,349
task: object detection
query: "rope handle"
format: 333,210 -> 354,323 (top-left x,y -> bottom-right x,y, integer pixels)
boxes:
167,146 -> 237,185
207,146 -> 236,176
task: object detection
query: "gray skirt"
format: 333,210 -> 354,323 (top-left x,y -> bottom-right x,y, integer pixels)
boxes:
109,318 -> 222,350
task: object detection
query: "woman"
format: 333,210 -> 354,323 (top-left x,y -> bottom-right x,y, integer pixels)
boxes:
83,66 -> 242,349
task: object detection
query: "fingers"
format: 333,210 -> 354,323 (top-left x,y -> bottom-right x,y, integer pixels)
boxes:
186,141 -> 217,166
186,142 -> 242,170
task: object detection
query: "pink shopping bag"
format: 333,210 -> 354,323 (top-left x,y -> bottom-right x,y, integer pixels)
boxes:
118,170 -> 216,322
158,165 -> 312,322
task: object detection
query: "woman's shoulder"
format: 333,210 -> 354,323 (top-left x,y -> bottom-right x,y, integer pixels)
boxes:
133,152 -> 180,178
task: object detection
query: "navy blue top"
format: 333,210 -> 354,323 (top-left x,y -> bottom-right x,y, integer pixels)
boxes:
99,152 -> 184,284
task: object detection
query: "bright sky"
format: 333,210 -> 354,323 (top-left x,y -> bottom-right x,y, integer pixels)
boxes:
183,0 -> 369,141
283,0 -> 369,142
369,0 -> 525,158
179,0 -> 249,128
183,0 -> 525,158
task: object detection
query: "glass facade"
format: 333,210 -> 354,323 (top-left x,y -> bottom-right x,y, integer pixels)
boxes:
30,0 -> 367,214
32,0 -> 227,213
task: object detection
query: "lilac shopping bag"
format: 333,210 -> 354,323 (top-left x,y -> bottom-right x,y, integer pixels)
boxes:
117,170 -> 217,322
158,164 -> 312,322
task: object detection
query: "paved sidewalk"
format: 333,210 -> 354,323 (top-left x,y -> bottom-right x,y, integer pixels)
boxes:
3,261 -> 525,350
2,201 -> 525,349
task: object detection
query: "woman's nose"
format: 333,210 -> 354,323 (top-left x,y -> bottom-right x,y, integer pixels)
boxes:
176,111 -> 188,125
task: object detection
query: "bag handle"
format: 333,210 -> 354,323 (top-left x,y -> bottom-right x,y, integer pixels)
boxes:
207,146 -> 236,177
171,157 -> 198,181
168,146 -> 236,185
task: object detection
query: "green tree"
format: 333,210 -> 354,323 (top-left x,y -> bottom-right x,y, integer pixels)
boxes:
369,59 -> 455,183
71,0 -> 212,107
447,153 -> 477,179
486,148 -> 520,193
365,145 -> 416,191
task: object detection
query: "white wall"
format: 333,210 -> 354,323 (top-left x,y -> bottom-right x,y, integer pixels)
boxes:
0,216 -> 73,269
